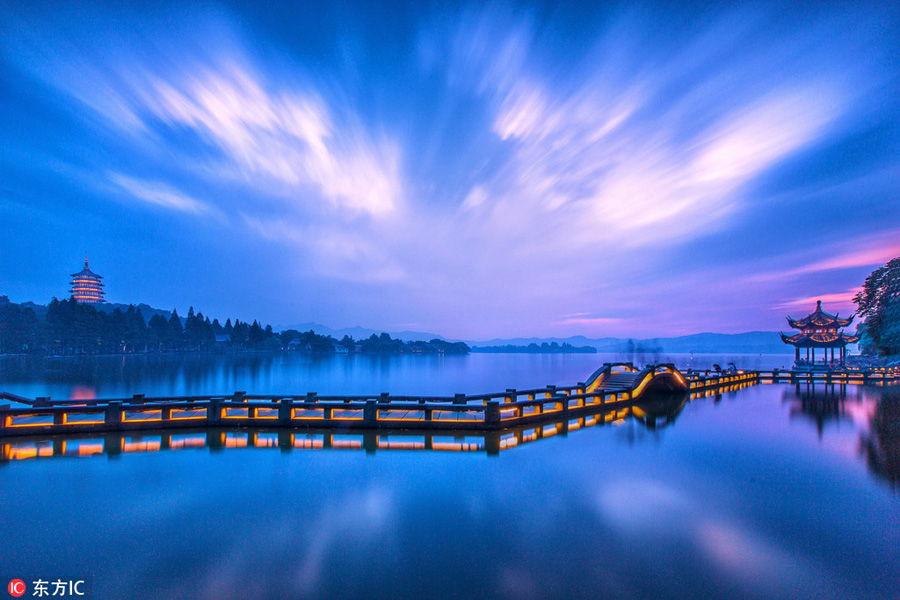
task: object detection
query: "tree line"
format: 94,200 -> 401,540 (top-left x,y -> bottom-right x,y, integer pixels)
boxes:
855,255 -> 900,357
0,298 -> 470,356
0,298 -> 283,354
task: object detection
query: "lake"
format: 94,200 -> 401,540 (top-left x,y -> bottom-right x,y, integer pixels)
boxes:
0,351 -> 795,402
1,352 -> 897,599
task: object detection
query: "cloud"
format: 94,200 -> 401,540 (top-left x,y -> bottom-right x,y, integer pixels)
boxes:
751,232 -> 900,283
464,44 -> 842,247
552,316 -> 623,328
144,67 -> 403,216
774,288 -> 862,313
108,173 -> 212,216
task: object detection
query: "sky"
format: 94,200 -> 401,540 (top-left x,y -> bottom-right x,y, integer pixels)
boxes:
0,0 -> 898,340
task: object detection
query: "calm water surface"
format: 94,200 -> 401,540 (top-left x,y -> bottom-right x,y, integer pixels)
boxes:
1,353 -> 897,600
0,351 -> 794,400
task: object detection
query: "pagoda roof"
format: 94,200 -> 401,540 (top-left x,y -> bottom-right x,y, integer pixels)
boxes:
786,300 -> 853,329
70,258 -> 103,280
780,331 -> 860,347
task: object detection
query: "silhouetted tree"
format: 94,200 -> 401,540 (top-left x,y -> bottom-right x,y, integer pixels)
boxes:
855,256 -> 900,355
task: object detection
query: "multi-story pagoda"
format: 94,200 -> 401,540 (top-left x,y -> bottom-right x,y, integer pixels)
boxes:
70,257 -> 105,304
781,300 -> 858,366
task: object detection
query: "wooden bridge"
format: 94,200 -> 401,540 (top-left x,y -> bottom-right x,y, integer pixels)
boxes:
1,364 -> 897,446
0,377 -> 753,462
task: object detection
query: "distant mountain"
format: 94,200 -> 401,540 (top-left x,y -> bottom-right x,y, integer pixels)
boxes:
468,332 -> 794,354
278,322 -> 447,343
471,335 -> 621,348
629,332 -> 794,354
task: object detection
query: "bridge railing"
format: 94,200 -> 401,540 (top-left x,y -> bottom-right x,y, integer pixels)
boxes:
584,362 -> 637,393
5,365 -> 894,438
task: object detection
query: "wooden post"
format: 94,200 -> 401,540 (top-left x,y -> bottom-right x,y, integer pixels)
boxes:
104,401 -> 122,428
161,406 -> 172,421
53,410 -> 65,426
363,400 -> 377,426
485,401 -> 500,427
207,398 -> 221,425
278,399 -> 292,424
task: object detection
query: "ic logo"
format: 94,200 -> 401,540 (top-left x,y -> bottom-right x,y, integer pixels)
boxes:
7,580 -> 26,597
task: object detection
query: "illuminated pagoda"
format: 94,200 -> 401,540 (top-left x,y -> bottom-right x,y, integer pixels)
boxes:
70,256 -> 105,304
781,300 -> 858,367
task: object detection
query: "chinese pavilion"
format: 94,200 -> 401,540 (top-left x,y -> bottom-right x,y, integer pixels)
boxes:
781,300 -> 858,366
70,257 -> 105,304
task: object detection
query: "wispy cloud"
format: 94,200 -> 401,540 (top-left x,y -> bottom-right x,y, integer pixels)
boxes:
108,173 -> 212,216
751,232 -> 900,283
143,67 -> 403,216
552,316 -> 623,328
774,288 -> 862,313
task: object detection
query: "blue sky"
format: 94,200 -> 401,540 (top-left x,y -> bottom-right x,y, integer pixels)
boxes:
1,1 -> 898,339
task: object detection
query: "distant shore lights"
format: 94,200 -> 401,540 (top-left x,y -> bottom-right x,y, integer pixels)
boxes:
70,256 -> 105,304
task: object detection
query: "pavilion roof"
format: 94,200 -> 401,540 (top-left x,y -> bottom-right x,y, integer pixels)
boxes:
70,258 -> 103,280
780,331 -> 860,348
786,300 -> 853,329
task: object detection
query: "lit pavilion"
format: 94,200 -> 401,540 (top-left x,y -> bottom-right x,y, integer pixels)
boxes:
70,257 -> 105,304
781,300 -> 858,366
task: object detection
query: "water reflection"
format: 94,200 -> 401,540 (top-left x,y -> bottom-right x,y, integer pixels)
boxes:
0,351 -> 792,401
779,380 -> 900,493
783,381 -> 860,438
862,387 -> 900,491
2,382 -> 898,600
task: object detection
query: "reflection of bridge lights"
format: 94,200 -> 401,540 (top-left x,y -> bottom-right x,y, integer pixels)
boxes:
77,443 -> 104,456
293,439 -> 325,449
70,386 -> 97,400
170,436 -> 206,449
123,440 -> 161,452
332,440 -> 363,449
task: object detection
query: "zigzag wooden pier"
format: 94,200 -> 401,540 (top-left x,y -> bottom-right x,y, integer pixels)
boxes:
1,364 -> 897,451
